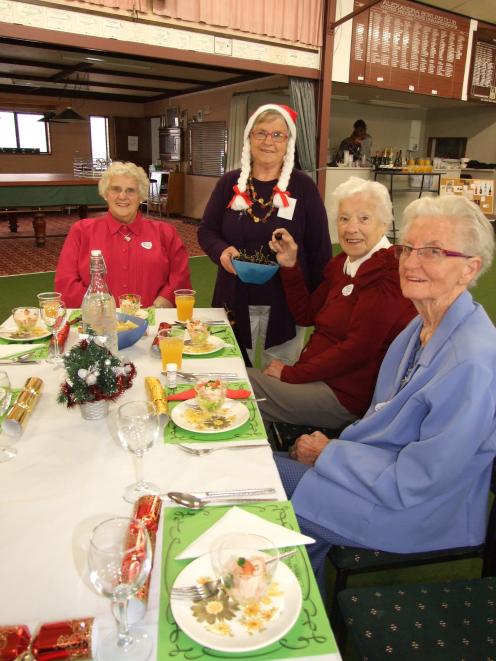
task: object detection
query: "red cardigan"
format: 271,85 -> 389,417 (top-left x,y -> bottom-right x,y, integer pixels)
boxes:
280,248 -> 416,416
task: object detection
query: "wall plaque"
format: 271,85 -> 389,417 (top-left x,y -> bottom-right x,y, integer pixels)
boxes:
350,0 -> 470,98
469,28 -> 496,104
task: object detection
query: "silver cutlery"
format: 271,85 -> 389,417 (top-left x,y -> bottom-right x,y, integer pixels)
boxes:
0,360 -> 40,365
170,550 -> 297,601
177,442 -> 268,456
185,398 -> 265,411
166,489 -> 277,509
0,350 -> 40,364
173,320 -> 227,327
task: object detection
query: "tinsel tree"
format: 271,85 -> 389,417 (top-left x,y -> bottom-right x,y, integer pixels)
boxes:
57,338 -> 136,407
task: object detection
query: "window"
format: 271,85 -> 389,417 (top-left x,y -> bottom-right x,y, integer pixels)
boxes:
190,121 -> 227,176
90,116 -> 109,161
0,111 -> 49,153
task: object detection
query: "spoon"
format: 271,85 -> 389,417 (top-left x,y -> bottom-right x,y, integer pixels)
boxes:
167,491 -> 277,509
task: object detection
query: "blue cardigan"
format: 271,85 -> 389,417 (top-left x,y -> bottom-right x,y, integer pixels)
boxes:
292,290 -> 496,553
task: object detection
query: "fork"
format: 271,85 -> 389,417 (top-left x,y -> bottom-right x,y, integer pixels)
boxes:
0,351 -> 41,365
185,398 -> 266,411
177,443 -> 268,456
170,550 -> 297,601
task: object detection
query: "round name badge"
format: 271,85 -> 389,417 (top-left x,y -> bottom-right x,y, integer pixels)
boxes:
342,284 -> 354,296
141,241 -> 152,250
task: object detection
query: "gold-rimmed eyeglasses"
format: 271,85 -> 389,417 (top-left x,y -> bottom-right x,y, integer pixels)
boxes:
251,130 -> 289,143
393,245 -> 473,261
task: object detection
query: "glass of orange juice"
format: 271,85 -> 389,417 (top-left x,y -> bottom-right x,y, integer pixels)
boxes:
174,289 -> 196,322
158,328 -> 184,369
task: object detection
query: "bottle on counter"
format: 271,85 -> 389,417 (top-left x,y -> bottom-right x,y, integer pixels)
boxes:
394,150 -> 403,167
81,249 -> 118,354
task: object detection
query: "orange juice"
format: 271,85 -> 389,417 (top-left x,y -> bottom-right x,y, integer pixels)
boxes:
174,289 -> 196,322
158,332 -> 184,369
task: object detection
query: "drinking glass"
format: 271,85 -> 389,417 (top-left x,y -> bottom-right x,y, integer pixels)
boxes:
117,401 -> 160,503
88,517 -> 153,661
174,289 -> 196,322
0,371 -> 16,463
37,292 -> 66,364
157,328 -> 184,369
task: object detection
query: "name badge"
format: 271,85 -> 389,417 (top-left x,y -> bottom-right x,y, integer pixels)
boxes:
141,242 -> 152,250
374,401 -> 388,411
342,284 -> 354,296
277,197 -> 296,220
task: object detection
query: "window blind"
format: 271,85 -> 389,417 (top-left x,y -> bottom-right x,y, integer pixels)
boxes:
190,121 -> 226,177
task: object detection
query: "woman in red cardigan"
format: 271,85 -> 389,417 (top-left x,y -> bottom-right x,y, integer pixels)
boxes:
248,176 -> 416,429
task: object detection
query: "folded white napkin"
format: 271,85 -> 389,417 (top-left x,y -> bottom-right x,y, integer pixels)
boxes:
0,344 -> 38,358
176,506 -> 315,559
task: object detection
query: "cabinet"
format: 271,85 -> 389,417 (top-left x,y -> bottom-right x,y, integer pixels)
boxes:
159,128 -> 182,162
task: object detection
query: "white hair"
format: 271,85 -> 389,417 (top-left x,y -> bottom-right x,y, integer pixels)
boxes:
328,177 -> 393,229
400,195 -> 495,285
99,161 -> 149,201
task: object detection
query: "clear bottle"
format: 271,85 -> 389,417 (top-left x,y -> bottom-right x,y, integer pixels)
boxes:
81,250 -> 118,354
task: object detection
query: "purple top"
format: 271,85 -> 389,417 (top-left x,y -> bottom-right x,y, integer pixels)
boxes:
198,169 -> 332,349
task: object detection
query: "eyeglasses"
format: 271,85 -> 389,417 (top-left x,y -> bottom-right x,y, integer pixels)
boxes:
251,130 -> 289,143
108,186 -> 139,197
393,245 -> 473,261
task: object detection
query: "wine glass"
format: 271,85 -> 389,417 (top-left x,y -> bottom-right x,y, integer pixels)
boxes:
117,401 -> 160,503
37,292 -> 66,365
0,371 -> 16,463
88,517 -> 153,661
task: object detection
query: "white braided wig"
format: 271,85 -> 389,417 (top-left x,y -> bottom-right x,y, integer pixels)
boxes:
229,103 -> 298,211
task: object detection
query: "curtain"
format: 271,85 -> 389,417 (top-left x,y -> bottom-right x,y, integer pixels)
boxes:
152,0 -> 323,47
226,93 -> 249,172
289,78 -> 316,181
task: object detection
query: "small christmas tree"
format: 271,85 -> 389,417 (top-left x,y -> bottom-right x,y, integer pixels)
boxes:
58,338 -> 136,407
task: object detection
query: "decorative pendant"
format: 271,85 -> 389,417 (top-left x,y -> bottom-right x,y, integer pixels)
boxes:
342,284 -> 354,296
123,234 -> 131,242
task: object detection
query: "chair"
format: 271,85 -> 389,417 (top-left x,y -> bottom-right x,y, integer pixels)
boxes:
329,462 -> 496,646
146,174 -> 166,218
338,576 -> 496,660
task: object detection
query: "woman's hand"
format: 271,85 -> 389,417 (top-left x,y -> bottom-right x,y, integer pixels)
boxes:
269,228 -> 298,268
263,359 -> 286,379
290,430 -> 330,465
220,246 -> 240,274
153,295 -> 174,308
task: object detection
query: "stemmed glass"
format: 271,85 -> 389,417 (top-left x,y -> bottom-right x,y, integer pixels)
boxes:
37,292 -> 66,365
0,371 -> 16,462
117,401 -> 160,503
88,517 -> 153,661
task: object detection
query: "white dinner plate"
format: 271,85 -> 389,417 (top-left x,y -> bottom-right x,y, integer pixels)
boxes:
170,553 -> 302,653
170,399 -> 249,434
182,335 -> 225,356
0,324 -> 51,342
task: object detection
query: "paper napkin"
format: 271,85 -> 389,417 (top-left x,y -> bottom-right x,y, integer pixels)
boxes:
0,344 -> 39,358
167,388 -> 251,401
176,506 -> 315,559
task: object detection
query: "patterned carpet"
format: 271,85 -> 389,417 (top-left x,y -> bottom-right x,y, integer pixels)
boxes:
0,212 -> 204,276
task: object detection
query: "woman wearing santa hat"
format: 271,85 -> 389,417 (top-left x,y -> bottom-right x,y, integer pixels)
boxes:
198,103 -> 332,365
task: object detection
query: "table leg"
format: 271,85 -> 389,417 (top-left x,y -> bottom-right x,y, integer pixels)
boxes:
32,212 -> 46,247
8,213 -> 18,233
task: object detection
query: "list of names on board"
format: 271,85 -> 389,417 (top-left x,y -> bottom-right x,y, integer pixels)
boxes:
350,0 -> 470,98
469,29 -> 496,103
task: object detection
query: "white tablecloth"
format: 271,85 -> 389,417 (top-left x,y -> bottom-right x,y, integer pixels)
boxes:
0,308 -> 339,661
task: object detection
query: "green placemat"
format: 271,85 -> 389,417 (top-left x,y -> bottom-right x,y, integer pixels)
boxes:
183,325 -> 242,360
0,344 -> 49,359
158,501 -> 337,659
164,381 -> 266,443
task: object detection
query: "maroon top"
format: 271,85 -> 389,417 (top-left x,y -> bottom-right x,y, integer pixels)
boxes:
198,169 -> 332,349
280,247 -> 417,415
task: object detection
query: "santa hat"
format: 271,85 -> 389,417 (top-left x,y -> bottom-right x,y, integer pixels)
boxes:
228,104 -> 298,211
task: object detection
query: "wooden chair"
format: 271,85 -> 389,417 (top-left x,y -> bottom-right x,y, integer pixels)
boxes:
338,576 -> 496,660
329,462 -> 496,646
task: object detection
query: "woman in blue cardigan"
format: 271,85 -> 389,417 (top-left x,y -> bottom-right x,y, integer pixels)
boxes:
275,195 -> 496,590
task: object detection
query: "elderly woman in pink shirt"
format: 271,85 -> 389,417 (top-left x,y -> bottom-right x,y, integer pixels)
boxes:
55,161 -> 191,307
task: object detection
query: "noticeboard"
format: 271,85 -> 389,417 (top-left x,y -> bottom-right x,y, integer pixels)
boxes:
440,177 -> 494,216
468,28 -> 496,104
350,0 -> 470,98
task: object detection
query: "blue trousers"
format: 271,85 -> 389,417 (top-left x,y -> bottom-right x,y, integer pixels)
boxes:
274,453 -> 367,598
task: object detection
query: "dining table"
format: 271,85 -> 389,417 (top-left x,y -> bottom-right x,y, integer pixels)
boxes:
0,307 -> 341,661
